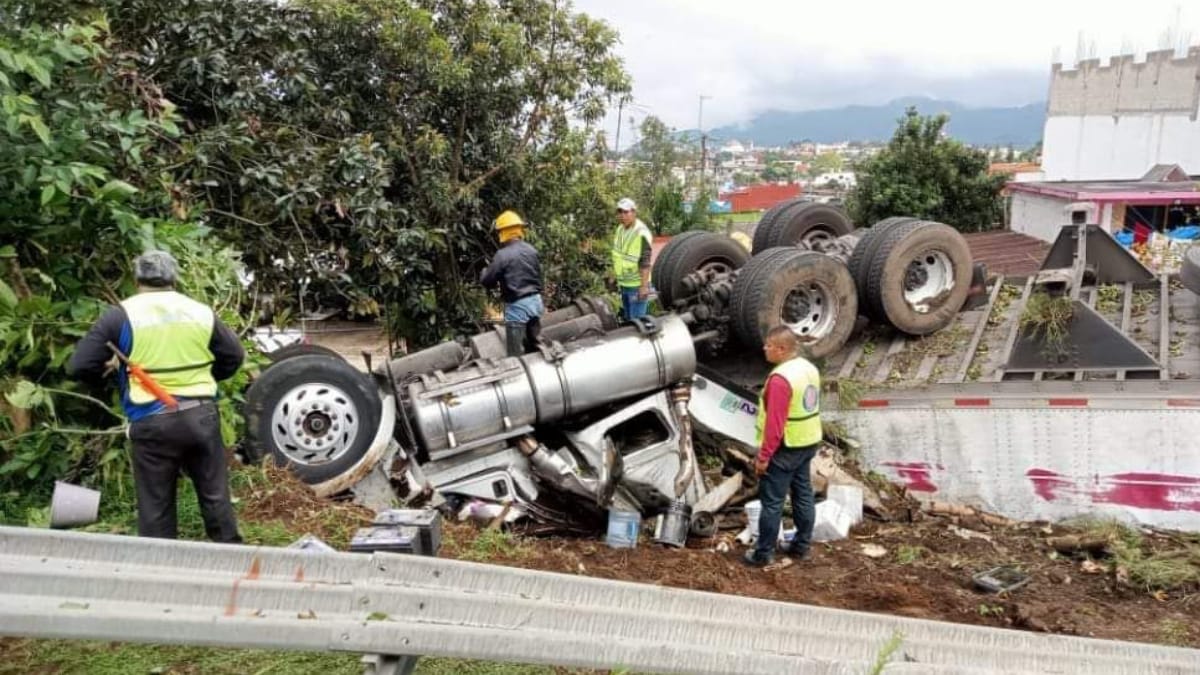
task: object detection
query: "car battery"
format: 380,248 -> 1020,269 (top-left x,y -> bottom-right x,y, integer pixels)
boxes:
349,525 -> 420,555
372,508 -> 441,556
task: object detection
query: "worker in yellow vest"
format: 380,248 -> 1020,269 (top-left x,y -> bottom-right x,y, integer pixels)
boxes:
744,326 -> 822,567
611,197 -> 653,320
69,251 -> 244,542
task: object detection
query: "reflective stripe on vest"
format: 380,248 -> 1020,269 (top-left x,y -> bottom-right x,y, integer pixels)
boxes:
755,357 -> 822,448
611,220 -> 652,288
120,291 -> 217,404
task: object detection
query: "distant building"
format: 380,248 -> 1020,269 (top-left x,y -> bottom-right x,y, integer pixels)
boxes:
1042,47 -> 1200,180
813,171 -> 856,189
718,183 -> 802,212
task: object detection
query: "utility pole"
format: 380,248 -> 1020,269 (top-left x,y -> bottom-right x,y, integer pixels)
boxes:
697,94 -> 712,202
614,96 -> 628,162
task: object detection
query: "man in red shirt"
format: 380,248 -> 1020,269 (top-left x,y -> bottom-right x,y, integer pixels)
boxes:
744,326 -> 822,567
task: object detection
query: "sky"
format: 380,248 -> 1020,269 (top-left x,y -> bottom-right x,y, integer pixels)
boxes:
570,0 -> 1199,135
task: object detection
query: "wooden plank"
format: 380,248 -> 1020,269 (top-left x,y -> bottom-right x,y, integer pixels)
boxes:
871,334 -> 908,384
1117,281 -> 1133,381
991,277 -> 1035,382
951,275 -> 1005,383
836,339 -> 866,379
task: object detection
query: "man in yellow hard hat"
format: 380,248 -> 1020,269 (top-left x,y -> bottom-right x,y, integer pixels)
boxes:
481,210 -> 544,355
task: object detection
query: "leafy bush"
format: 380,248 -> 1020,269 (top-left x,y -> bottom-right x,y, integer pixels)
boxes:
0,19 -> 247,493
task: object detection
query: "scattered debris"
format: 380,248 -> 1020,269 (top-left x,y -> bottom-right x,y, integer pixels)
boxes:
861,543 -> 889,558
812,500 -> 853,542
287,534 -> 335,554
972,566 -> 1031,594
923,500 -> 1014,528
1080,560 -> 1106,575
949,525 -> 993,543
1047,534 -> 1111,556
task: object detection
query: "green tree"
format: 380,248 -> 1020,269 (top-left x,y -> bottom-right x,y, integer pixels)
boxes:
760,162 -> 794,183
0,18 -> 246,492
808,151 -> 844,177
21,0 -> 630,345
847,108 -> 1006,232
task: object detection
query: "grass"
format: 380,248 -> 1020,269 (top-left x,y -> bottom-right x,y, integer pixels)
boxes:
1019,292 -> 1075,360
0,640 -> 592,675
896,545 -> 926,565
1156,619 -> 1191,648
1096,284 -> 1122,314
1068,519 -> 1200,592
867,631 -> 905,675
459,526 -> 528,562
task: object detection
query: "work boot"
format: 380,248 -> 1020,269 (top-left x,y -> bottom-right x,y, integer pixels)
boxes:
742,549 -> 773,568
783,545 -> 811,561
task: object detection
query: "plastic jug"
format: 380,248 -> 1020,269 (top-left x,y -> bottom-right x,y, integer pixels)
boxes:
606,510 -> 641,549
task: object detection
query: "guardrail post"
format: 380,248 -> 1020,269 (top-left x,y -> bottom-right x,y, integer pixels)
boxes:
361,653 -> 419,675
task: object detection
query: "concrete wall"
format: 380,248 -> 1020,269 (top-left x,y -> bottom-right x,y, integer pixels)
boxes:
1042,47 -> 1200,180
1009,192 -> 1078,242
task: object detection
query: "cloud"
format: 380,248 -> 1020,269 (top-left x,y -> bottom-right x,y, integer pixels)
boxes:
572,0 -> 1198,129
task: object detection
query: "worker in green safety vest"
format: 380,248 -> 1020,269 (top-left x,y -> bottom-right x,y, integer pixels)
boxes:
69,251 -> 244,542
744,326 -> 821,568
611,197 -> 653,320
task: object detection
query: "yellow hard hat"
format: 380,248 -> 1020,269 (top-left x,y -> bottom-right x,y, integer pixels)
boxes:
494,210 -> 526,231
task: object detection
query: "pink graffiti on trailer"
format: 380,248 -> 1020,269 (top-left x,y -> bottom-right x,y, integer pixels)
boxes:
1026,469 -> 1200,512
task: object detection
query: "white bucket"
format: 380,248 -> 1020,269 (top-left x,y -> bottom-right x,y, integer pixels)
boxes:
50,481 -> 101,529
744,499 -> 762,537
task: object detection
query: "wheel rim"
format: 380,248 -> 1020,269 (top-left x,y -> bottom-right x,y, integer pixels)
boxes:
270,382 -> 362,466
801,227 -> 835,247
781,282 -> 837,338
903,250 -> 955,313
696,258 -> 734,276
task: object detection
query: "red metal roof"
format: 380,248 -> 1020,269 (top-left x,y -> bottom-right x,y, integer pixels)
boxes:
718,184 -> 801,212
963,230 -> 1049,277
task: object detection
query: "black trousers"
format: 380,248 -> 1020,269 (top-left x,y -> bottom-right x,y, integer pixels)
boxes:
128,401 -> 242,543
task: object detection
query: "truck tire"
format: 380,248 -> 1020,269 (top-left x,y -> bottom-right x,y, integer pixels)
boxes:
730,248 -> 857,358
265,342 -> 344,364
847,217 -> 919,311
750,198 -> 805,253
1182,246 -> 1200,296
243,353 -> 383,484
653,232 -> 749,308
651,231 -> 706,302
865,221 -> 973,335
755,203 -> 853,252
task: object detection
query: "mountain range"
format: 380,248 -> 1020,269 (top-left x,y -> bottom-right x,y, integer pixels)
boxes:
704,97 -> 1046,148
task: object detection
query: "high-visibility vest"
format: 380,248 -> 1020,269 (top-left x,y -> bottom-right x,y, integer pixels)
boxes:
120,291 -> 218,404
755,357 -> 822,448
611,219 -> 652,288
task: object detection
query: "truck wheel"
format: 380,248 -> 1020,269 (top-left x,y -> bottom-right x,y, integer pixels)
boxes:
243,353 -> 382,484
265,342 -> 344,364
757,203 -> 853,252
866,221 -> 973,335
750,198 -> 805,254
1182,247 -> 1200,296
730,248 -> 857,358
654,232 -> 749,308
847,217 -> 919,312
651,231 -> 706,302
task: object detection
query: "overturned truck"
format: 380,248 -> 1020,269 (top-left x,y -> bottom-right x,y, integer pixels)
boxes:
243,202 -> 991,533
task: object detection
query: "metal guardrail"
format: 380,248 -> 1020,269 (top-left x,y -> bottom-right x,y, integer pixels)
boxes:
0,527 -> 1197,674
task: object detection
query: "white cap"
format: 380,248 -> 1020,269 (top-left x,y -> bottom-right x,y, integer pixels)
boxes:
616,197 -> 636,211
